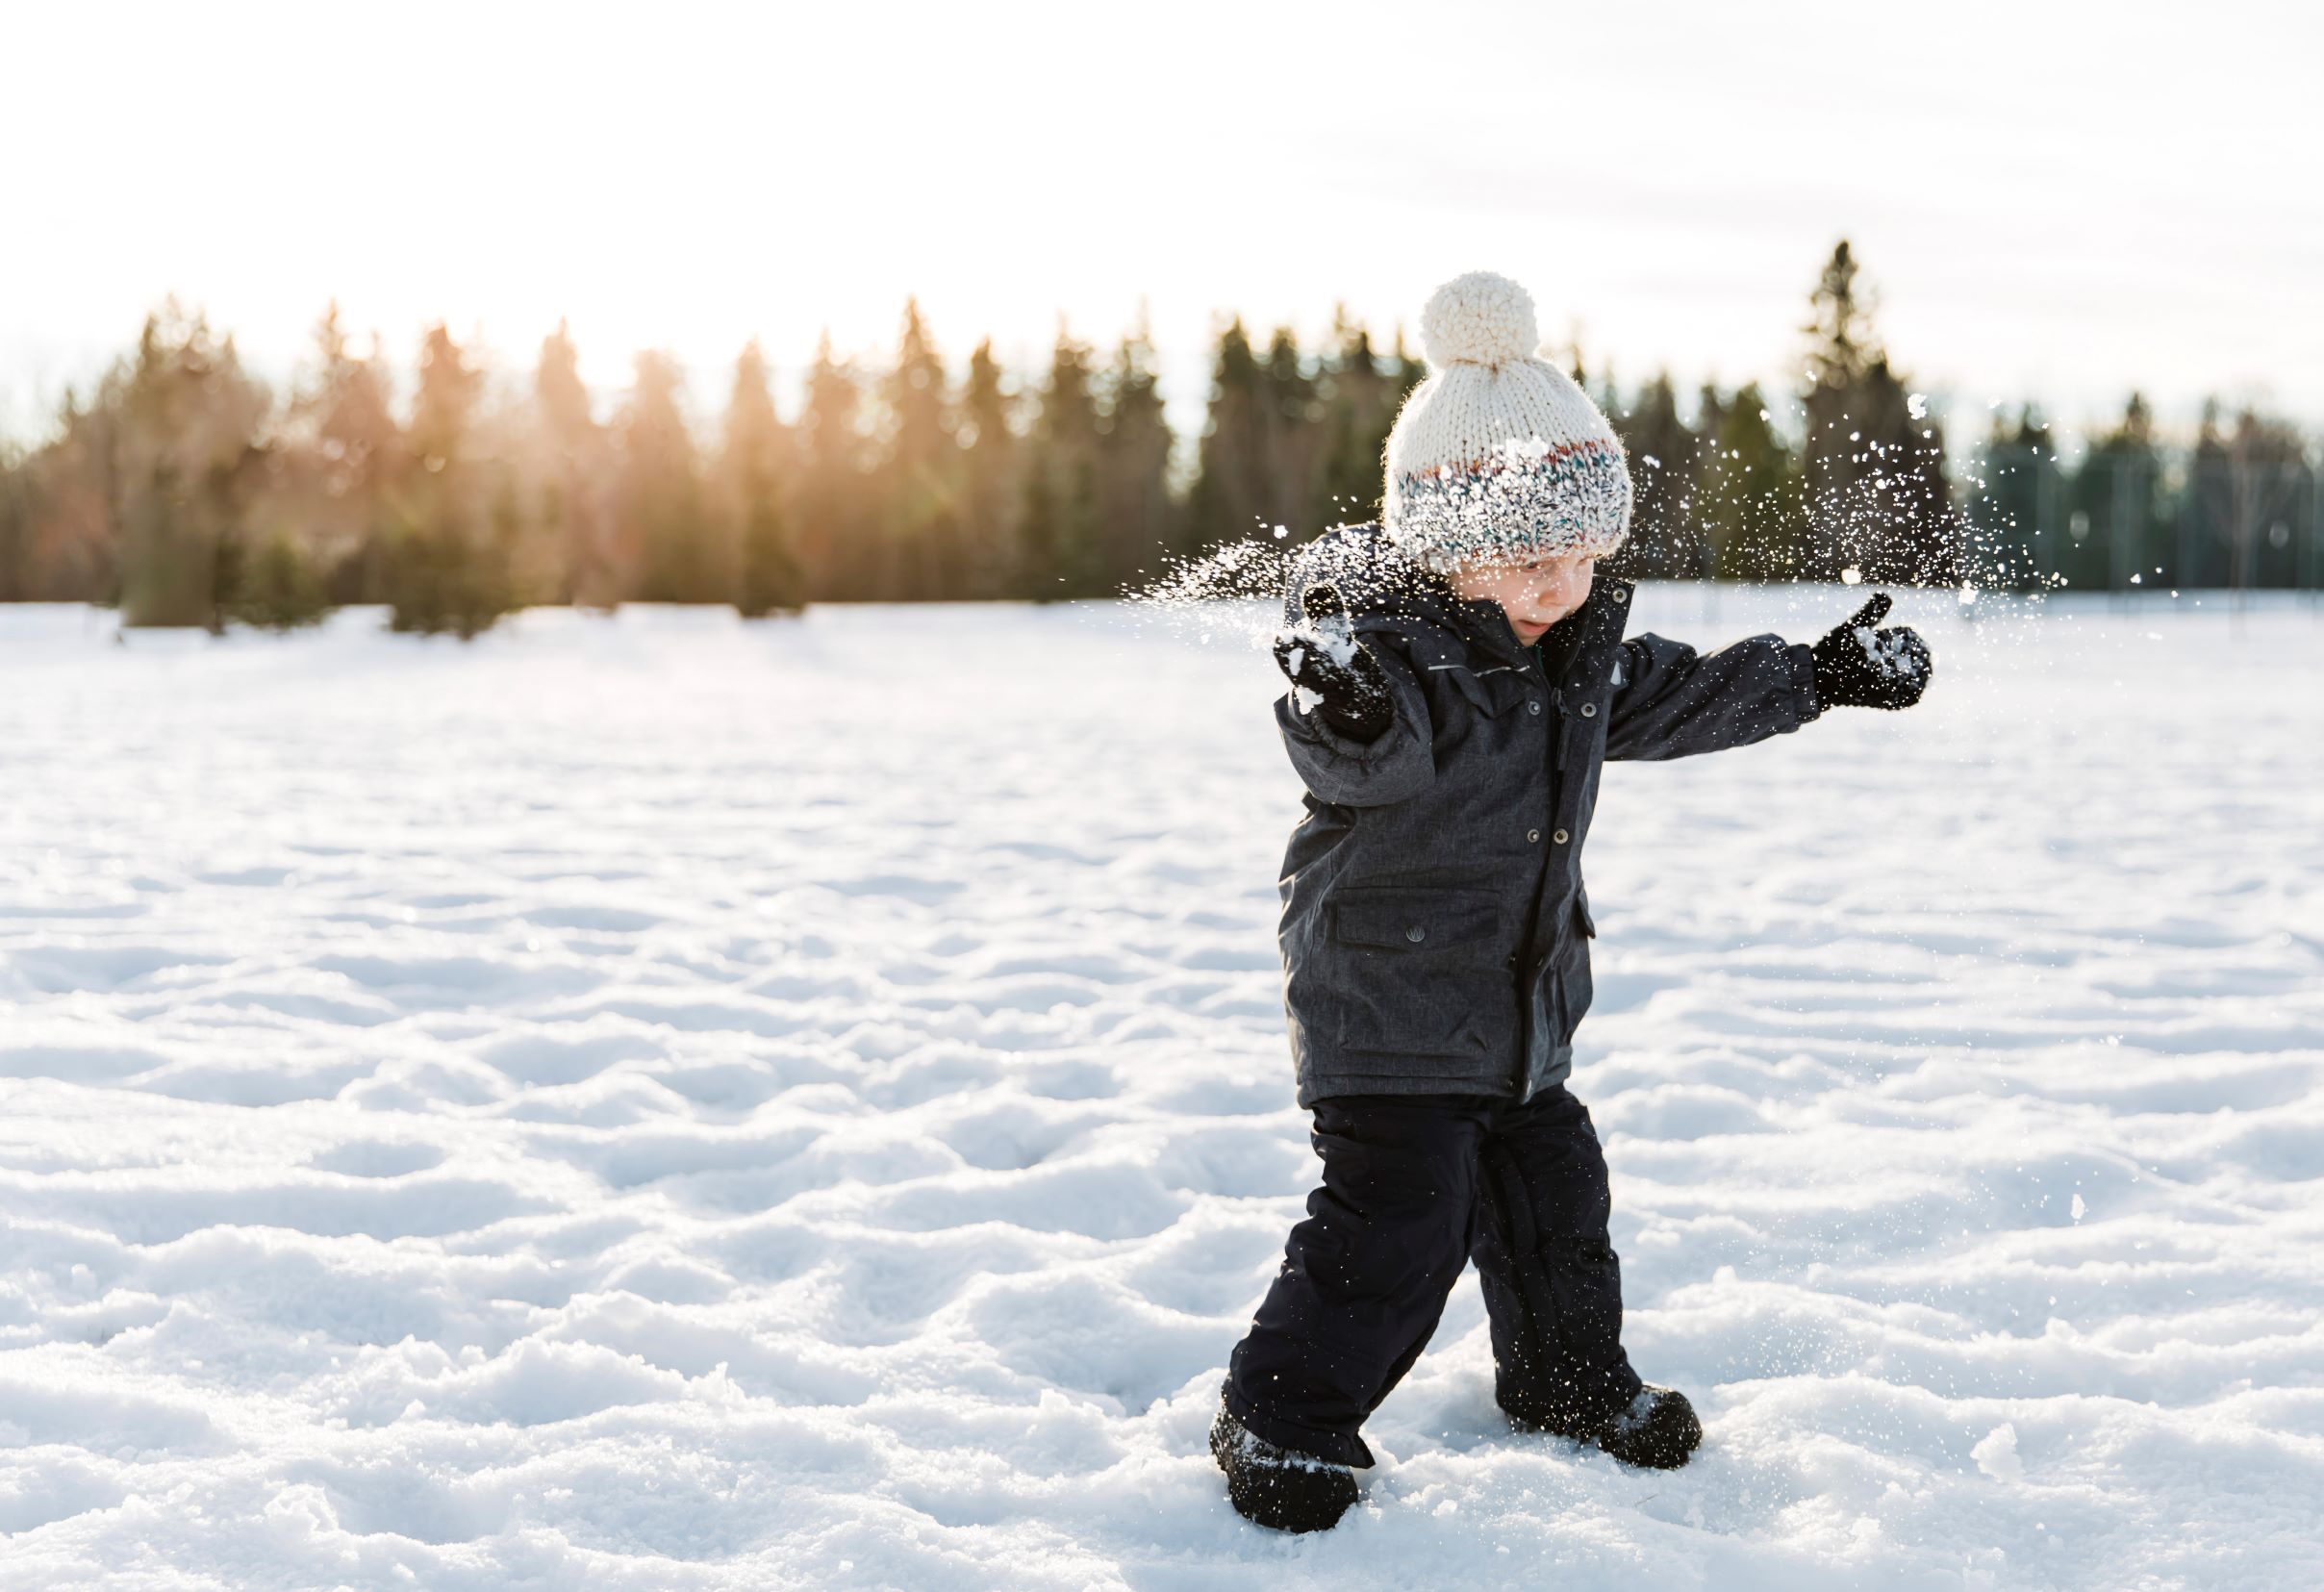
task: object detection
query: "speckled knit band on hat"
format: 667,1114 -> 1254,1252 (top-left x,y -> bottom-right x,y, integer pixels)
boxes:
1382,271 -> 1632,572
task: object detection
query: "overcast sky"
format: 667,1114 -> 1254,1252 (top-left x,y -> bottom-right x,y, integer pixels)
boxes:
6,0 -> 2319,444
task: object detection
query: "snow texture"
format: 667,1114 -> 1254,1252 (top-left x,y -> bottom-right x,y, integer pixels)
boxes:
1281,622 -> 1358,671
2,592 -> 2321,1590
1850,621 -> 1928,680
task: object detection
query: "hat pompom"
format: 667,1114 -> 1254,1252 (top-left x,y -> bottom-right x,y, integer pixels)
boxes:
1419,271 -> 1539,370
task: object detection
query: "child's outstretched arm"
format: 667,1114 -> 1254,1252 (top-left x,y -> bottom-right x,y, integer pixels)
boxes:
1271,585 -> 1433,806
1604,593 -> 1932,762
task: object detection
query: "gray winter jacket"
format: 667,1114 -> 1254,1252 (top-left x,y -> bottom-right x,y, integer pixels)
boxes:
1276,524 -> 1824,1106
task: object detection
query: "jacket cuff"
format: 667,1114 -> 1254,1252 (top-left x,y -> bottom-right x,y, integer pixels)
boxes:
1282,688 -> 1384,752
1787,642 -> 1826,723
1292,695 -> 1391,752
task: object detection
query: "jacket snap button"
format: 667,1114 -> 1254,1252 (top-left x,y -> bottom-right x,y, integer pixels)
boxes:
1580,702 -> 1597,718
1527,828 -> 1541,844
1405,925 -> 1426,943
1528,700 -> 1542,716
1553,828 -> 1570,845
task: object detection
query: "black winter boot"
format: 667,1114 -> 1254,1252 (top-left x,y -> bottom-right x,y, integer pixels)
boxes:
1579,1386 -> 1703,1469
1509,1384 -> 1703,1469
1209,1405 -> 1359,1532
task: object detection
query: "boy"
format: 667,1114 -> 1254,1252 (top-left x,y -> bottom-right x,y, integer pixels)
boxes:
1211,271 -> 1932,1532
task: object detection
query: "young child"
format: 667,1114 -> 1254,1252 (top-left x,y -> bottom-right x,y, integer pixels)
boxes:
1210,271 -> 1932,1532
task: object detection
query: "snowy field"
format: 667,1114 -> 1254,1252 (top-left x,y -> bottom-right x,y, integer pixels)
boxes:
2,589 -> 2321,1591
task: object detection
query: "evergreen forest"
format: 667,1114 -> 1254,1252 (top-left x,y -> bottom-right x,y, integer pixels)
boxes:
0,242 -> 2315,636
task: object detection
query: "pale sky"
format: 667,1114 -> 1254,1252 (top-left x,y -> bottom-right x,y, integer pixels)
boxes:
6,0 -> 2320,447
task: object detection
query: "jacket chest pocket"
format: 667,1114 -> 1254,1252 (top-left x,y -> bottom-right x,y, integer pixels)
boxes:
1434,667 -> 1546,771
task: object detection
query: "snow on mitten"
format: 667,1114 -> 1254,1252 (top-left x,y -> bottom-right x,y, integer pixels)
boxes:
1273,584 -> 1393,741
1809,593 -> 1933,711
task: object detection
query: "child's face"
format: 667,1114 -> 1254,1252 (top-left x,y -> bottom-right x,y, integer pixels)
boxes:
1448,553 -> 1596,644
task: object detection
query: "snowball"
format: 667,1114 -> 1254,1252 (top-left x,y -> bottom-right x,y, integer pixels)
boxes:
1419,270 -> 1538,369
1973,1424 -> 2025,1482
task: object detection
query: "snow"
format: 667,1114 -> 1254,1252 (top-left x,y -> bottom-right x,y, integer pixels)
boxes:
2,591 -> 2321,1590
1973,1423 -> 2025,1483
1849,621 -> 1927,681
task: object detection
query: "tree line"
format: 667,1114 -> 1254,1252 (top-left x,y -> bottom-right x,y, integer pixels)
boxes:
0,241 -> 2314,635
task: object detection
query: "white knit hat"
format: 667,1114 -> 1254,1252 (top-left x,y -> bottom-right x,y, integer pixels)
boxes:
1382,271 -> 1632,572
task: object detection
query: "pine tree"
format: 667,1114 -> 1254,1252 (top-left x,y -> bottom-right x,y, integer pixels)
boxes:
1252,326 -> 1326,539
1019,324 -> 1103,597
1093,315 -> 1175,589
1694,386 -> 1732,464
13,390 -> 118,602
1857,355 -> 1957,585
385,323 -> 513,636
1696,383 -> 1805,580
718,340 -> 803,618
2192,403 -> 2311,592
2068,393 -> 2167,591
1967,406 -> 2050,591
107,304 -> 273,627
1312,309 -> 1399,529
2175,400 -> 2230,589
954,339 -> 1021,596
531,320 -> 616,607
793,332 -> 872,599
410,322 -> 481,472
0,442 -> 23,601
1610,373 -> 1700,579
1799,242 -> 1873,582
2060,394 -> 2150,593
1184,316 -> 1270,552
736,487 -> 803,617
619,351 -> 721,602
219,527 -> 330,630
1800,240 -> 1957,584
286,303 -> 399,605
879,299 -> 958,599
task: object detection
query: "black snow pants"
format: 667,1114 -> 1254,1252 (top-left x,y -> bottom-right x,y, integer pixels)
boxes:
1224,1087 -> 1642,1467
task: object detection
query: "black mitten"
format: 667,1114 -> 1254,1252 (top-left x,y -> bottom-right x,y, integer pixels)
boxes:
1274,584 -> 1393,741
1809,593 -> 1933,711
